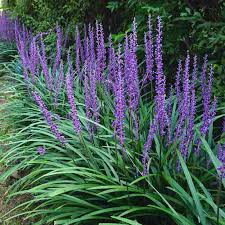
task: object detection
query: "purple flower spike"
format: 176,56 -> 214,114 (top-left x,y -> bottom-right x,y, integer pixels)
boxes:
88,24 -> 96,68
54,62 -> 64,107
66,68 -> 82,134
29,37 -> 39,83
112,44 -> 126,151
142,119 -> 158,175
200,97 -> 217,136
176,52 -> 190,139
191,55 -> 198,87
143,16 -> 154,84
67,49 -> 75,83
132,17 -> 138,50
107,35 -> 117,90
39,35 -> 52,90
33,91 -> 66,144
37,146 -> 46,155
96,21 -> 106,82
84,62 -> 92,125
217,144 -> 225,178
155,16 -> 167,136
218,144 -> 225,163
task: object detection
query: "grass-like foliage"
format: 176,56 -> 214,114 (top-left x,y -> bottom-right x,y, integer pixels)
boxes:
0,15 -> 225,225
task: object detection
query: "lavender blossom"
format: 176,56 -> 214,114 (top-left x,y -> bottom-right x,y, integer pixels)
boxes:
32,91 -> 66,144
142,119 -> 158,175
67,48 -> 75,83
88,24 -> 96,68
200,65 -> 215,136
167,87 -> 173,144
84,62 -> 92,123
17,35 -> 29,82
66,69 -> 82,134
175,52 -> 190,139
37,146 -> 46,155
96,21 -> 106,82
54,62 -> 64,107
143,16 -> 154,84
217,144 -> 225,178
29,37 -> 39,82
112,45 -> 126,151
155,16 -> 167,135
132,17 -> 138,51
39,35 -> 52,90
200,97 -> 217,135
126,33 -> 140,111
89,64 -> 99,124
191,55 -> 198,87
218,144 -> 225,163
187,86 -> 196,141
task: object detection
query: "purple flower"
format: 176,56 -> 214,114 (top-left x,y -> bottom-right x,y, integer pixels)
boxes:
96,21 -> 106,82
200,65 -> 216,136
155,16 -> 167,136
112,45 -> 126,151
89,63 -> 99,124
218,144 -> 225,163
187,86 -> 196,141
32,91 -> 66,144
143,16 -> 154,84
142,119 -> 158,175
39,35 -> 52,90
217,144 -> 225,178
125,33 -> 140,111
217,165 -> 225,178
37,146 -> 46,155
167,87 -> 173,144
200,96 -> 217,135
54,62 -> 64,107
88,24 -> 96,69
176,52 -> 190,139
132,17 -> 138,51
84,62 -> 92,126
66,68 -> 82,134
67,48 -> 75,83
191,55 -> 198,88
28,37 -> 39,83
